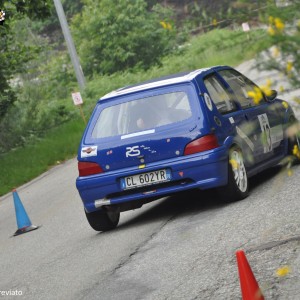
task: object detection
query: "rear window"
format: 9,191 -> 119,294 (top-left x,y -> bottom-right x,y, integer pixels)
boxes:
92,91 -> 192,139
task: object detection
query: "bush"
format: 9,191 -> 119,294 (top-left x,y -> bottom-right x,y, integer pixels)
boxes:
71,0 -> 177,76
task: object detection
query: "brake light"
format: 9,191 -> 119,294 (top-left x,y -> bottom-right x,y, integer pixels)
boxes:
78,161 -> 104,176
184,134 -> 219,155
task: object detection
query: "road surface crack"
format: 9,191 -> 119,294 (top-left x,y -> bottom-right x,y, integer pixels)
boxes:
112,215 -> 176,275
247,235 -> 300,253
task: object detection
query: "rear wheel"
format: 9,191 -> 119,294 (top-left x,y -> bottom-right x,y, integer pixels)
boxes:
218,146 -> 249,202
85,208 -> 120,232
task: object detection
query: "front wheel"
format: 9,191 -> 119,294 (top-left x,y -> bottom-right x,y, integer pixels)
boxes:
218,147 -> 249,202
85,208 -> 120,232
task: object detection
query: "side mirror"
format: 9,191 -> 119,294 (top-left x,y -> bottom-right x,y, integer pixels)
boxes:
265,90 -> 277,102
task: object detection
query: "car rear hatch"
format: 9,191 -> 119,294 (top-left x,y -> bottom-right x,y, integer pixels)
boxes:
79,84 -> 212,172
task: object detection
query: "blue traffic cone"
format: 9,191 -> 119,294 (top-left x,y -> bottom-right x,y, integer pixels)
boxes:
12,189 -> 39,236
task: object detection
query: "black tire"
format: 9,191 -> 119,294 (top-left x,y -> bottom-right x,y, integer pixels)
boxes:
218,146 -> 249,202
85,209 -> 120,232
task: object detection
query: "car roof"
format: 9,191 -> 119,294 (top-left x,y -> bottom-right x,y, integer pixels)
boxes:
100,65 -> 228,100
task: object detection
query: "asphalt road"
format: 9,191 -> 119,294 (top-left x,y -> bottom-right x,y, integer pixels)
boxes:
1,63 -> 300,300
1,157 -> 300,299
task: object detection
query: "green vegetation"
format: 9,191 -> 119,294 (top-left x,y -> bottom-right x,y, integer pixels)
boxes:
0,27 -> 271,196
0,0 -> 52,118
71,0 -> 176,76
257,3 -> 300,88
0,119 -> 85,196
85,28 -> 271,104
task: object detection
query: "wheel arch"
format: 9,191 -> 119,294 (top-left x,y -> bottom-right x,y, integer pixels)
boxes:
223,136 -> 243,155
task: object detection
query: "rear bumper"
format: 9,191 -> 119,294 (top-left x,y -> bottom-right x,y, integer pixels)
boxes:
76,146 -> 228,212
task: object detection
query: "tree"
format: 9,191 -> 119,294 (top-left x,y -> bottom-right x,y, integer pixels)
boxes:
71,0 -> 176,76
0,0 -> 52,118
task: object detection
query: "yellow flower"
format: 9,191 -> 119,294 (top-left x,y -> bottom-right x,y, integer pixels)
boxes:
212,19 -> 217,26
247,91 -> 258,104
276,266 -> 291,277
286,61 -> 293,73
166,22 -> 172,30
274,18 -> 285,32
267,16 -> 284,35
261,81 -> 271,95
267,26 -> 275,36
293,145 -> 300,159
293,97 -> 300,105
266,78 -> 272,87
279,86 -> 285,92
229,159 -> 239,170
248,86 -> 264,105
268,16 -> 274,24
272,47 -> 280,58
160,21 -> 167,29
160,21 -> 172,30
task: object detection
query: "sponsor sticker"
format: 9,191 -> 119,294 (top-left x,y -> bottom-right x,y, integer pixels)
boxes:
204,93 -> 213,111
258,113 -> 273,153
81,146 -> 98,158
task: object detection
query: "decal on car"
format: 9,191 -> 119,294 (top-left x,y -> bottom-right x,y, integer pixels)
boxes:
121,129 -> 155,140
214,116 -> 222,126
258,113 -> 272,153
126,146 -> 141,157
81,146 -> 98,158
204,93 -> 213,111
270,125 -> 284,147
236,126 -> 255,151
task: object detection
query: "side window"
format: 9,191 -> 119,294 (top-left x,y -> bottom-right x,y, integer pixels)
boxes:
203,76 -> 237,114
219,69 -> 265,109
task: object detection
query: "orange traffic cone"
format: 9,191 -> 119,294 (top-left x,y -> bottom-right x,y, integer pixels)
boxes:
236,250 -> 264,300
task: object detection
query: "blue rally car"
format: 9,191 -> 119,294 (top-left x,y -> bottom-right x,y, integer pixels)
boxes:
76,66 -> 299,231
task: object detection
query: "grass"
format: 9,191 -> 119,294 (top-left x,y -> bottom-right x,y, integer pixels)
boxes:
0,119 -> 85,196
0,28 -> 272,197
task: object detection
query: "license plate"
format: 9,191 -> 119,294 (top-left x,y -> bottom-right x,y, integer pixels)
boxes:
121,169 -> 171,190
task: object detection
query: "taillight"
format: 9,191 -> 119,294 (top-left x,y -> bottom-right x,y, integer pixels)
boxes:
78,161 -> 104,176
184,134 -> 219,155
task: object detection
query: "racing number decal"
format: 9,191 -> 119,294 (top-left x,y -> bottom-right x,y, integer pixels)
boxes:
258,114 -> 272,153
